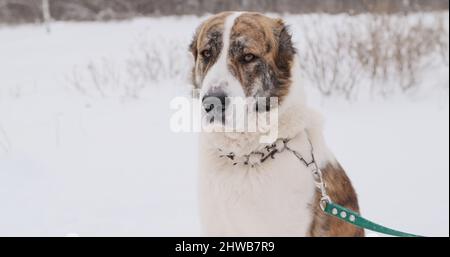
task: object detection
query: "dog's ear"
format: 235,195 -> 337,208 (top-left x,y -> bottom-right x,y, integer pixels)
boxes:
273,19 -> 296,74
189,23 -> 204,88
189,24 -> 203,62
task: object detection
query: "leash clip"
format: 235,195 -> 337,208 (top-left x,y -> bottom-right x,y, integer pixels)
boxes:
319,196 -> 331,211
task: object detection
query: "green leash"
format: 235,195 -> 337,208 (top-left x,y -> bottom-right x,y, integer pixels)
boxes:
285,138 -> 424,237
322,200 -> 423,237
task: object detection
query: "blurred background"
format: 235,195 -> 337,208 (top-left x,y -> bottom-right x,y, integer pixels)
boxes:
0,0 -> 449,23
0,1 -> 448,236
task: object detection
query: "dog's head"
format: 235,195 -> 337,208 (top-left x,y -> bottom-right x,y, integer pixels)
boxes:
189,12 -> 296,117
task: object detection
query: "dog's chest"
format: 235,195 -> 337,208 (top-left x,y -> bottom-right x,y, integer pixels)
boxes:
198,140 -> 316,236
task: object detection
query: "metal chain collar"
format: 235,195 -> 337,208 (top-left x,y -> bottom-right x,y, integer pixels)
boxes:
218,138 -> 331,210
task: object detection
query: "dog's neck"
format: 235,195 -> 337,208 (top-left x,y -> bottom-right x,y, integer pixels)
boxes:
201,99 -> 309,155
201,55 -> 313,157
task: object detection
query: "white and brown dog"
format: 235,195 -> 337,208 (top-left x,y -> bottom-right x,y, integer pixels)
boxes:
189,12 -> 364,237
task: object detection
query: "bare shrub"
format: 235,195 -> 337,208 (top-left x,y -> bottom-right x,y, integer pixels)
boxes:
0,123 -> 11,154
360,14 -> 447,93
67,58 -> 122,98
66,38 -> 190,99
297,12 -> 449,99
299,17 -> 364,100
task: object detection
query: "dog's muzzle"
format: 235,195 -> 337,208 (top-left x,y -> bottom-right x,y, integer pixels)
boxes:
202,89 -> 228,123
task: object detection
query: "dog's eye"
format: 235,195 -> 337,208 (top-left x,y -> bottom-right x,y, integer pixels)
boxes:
242,54 -> 256,63
201,50 -> 212,59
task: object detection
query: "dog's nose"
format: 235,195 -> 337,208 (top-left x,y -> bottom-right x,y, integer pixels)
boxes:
202,89 -> 227,113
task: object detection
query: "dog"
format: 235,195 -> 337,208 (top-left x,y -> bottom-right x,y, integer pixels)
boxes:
189,11 -> 364,237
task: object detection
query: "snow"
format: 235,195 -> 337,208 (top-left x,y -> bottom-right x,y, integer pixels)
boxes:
0,14 -> 448,236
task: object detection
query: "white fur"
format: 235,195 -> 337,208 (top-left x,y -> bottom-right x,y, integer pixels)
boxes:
198,14 -> 336,236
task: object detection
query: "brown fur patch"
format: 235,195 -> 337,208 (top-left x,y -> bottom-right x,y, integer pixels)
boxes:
308,162 -> 365,237
228,13 -> 295,102
189,12 -> 231,88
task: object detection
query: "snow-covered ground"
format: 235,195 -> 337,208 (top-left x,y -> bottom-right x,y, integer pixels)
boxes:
0,14 -> 448,236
